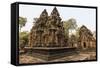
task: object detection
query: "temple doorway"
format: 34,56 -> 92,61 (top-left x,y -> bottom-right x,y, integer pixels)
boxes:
83,42 -> 86,48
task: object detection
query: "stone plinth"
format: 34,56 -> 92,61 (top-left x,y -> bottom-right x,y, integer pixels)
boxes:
24,47 -> 77,61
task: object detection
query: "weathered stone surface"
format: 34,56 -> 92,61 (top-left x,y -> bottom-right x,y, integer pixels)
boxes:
24,47 -> 77,61
78,25 -> 96,49
28,7 -> 67,47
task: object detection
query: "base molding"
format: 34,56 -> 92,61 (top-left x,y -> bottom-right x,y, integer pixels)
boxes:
24,47 -> 77,61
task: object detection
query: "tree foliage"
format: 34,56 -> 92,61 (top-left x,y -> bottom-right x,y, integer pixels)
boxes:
75,27 -> 80,38
19,31 -> 29,49
63,18 -> 77,36
19,17 -> 27,31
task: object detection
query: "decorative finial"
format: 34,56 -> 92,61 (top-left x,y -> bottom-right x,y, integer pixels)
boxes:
40,9 -> 48,17
51,7 -> 60,16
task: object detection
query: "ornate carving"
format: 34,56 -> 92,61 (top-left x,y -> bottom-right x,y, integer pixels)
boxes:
78,25 -> 96,48
28,7 -> 67,47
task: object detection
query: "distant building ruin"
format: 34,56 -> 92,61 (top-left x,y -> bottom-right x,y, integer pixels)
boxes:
78,25 -> 96,49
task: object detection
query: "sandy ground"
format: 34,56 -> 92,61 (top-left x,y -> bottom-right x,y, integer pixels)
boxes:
19,51 -> 96,64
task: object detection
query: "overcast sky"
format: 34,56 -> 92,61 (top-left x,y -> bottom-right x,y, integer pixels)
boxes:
19,4 -> 96,32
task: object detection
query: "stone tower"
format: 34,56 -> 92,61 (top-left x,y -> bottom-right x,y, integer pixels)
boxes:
28,7 -> 67,47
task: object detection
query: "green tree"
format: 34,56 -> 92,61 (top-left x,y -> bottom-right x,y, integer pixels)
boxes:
19,17 -> 27,31
19,31 -> 29,50
63,18 -> 77,37
75,27 -> 80,38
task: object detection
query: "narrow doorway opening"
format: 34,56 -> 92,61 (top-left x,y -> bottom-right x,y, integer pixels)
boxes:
83,42 -> 86,48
